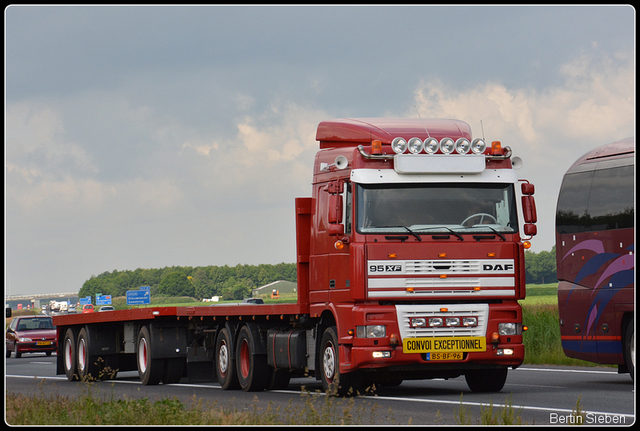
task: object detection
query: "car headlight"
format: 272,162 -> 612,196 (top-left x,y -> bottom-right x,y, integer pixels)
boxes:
356,325 -> 386,338
498,322 -> 518,336
18,337 -> 33,342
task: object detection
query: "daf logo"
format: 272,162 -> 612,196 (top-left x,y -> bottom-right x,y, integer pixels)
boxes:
483,264 -> 514,271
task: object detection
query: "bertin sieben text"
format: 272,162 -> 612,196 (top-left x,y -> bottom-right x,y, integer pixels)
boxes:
549,412 -> 627,424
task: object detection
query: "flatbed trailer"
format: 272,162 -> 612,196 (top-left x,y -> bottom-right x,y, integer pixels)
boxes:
53,117 -> 537,395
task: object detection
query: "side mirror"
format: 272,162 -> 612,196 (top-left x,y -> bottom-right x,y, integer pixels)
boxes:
328,194 -> 343,224
324,180 -> 346,236
524,224 -> 537,237
522,195 -> 537,224
521,182 -> 535,195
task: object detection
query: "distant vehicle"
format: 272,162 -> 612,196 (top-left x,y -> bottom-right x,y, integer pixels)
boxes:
241,298 -> 264,304
556,137 -> 635,381
68,305 -> 76,313
6,315 -> 57,358
99,306 -> 115,312
82,304 -> 94,313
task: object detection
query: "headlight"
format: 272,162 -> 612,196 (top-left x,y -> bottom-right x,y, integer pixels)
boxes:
498,322 -> 518,336
446,317 -> 461,327
356,325 -> 386,338
408,137 -> 424,154
440,138 -> 455,154
428,317 -> 443,327
424,137 -> 439,154
471,138 -> 486,154
18,337 -> 33,342
455,138 -> 471,154
391,137 -> 407,154
410,317 -> 427,328
462,317 -> 478,327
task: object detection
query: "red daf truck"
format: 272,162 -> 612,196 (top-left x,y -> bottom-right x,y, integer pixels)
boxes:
52,118 -> 537,395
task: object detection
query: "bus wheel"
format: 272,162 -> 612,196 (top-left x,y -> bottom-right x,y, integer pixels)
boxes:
137,326 -> 164,385
235,324 -> 268,391
625,318 -> 635,381
216,327 -> 239,390
320,326 -> 360,396
465,368 -> 507,392
63,328 -> 78,381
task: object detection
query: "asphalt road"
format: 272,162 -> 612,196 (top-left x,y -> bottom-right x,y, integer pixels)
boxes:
5,353 -> 636,425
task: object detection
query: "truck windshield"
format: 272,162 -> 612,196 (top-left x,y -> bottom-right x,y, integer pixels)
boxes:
356,183 -> 518,235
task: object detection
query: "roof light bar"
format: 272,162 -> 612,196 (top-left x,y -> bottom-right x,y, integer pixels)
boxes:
357,136 -> 512,160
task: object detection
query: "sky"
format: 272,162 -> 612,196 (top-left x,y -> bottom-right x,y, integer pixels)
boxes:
5,5 -> 635,296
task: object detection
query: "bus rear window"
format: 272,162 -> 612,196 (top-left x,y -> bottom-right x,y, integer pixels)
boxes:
556,165 -> 634,233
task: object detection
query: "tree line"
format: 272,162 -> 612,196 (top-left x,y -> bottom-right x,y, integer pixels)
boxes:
79,263 -> 297,301
524,246 -> 557,284
78,248 -> 557,301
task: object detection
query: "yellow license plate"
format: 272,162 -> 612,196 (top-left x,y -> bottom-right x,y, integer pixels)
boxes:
427,352 -> 463,361
403,337 -> 486,354
36,341 -> 52,346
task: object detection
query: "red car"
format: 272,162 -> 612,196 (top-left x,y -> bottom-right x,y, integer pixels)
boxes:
82,304 -> 94,313
6,315 -> 57,358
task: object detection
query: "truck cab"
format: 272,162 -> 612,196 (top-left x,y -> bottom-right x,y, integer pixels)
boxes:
299,118 -> 537,393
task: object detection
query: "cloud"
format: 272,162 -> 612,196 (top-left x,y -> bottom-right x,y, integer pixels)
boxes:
411,49 -> 633,253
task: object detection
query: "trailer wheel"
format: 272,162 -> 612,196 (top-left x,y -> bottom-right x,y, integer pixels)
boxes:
624,318 -> 634,382
63,328 -> 79,381
320,326 -> 360,396
215,327 -> 239,390
137,326 -> 164,385
235,325 -> 268,392
77,327 -> 99,380
465,367 -> 508,392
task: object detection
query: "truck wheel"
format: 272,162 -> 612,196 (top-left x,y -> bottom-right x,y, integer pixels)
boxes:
63,328 -> 78,381
137,326 -> 164,385
235,325 -> 268,391
624,318 -> 634,381
320,326 -> 361,396
77,327 -> 99,380
216,327 -> 239,390
465,368 -> 508,392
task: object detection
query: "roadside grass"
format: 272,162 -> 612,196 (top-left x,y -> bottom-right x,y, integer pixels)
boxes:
6,382 -> 395,426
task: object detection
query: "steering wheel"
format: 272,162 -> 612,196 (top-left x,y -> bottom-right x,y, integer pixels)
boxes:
461,213 -> 497,227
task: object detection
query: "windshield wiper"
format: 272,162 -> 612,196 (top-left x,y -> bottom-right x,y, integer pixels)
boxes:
413,226 -> 464,241
467,225 -> 506,241
377,226 -> 422,242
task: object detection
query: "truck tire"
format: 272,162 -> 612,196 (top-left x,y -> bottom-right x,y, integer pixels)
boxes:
62,328 -> 79,381
624,318 -> 634,382
77,327 -> 99,380
320,326 -> 361,396
465,367 -> 508,392
137,326 -> 164,385
216,327 -> 239,390
235,324 -> 268,391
